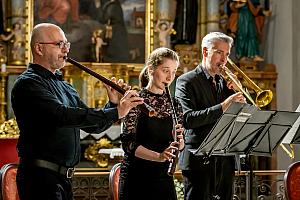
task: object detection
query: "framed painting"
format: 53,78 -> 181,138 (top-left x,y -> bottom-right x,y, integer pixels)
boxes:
27,0 -> 152,65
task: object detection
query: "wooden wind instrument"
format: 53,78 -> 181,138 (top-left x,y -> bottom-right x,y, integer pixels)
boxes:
65,57 -> 156,117
165,84 -> 180,176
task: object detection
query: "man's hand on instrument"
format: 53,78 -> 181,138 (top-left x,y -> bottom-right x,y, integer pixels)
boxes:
104,77 -> 131,104
221,92 -> 246,111
117,90 -> 144,119
226,72 -> 243,91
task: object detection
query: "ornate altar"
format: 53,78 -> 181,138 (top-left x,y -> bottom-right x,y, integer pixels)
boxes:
0,0 -> 280,199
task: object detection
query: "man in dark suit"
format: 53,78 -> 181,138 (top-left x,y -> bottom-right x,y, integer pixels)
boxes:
175,32 -> 247,200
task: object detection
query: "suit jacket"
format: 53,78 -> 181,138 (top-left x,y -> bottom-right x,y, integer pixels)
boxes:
175,65 -> 234,170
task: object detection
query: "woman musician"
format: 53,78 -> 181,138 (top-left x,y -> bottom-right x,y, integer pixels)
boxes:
119,47 -> 184,200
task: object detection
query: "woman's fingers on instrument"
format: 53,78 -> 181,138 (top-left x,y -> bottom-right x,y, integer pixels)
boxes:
170,141 -> 176,146
176,134 -> 183,141
164,145 -> 179,160
169,142 -> 179,149
160,150 -> 171,161
165,149 -> 176,160
158,152 -> 167,161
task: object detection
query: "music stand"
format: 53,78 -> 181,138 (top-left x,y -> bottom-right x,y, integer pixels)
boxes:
193,102 -> 300,158
282,104 -> 300,144
191,102 -> 300,200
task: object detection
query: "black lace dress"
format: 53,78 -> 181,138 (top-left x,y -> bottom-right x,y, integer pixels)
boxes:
119,88 -> 183,200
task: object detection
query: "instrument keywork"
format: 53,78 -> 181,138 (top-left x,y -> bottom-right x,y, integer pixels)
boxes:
165,84 -> 180,176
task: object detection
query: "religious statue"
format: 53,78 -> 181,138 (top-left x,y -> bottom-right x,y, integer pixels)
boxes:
226,0 -> 271,62
91,29 -> 107,62
155,19 -> 174,48
0,22 -> 25,64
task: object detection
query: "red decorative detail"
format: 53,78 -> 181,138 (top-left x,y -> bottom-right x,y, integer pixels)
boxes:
285,161 -> 300,200
0,139 -> 19,168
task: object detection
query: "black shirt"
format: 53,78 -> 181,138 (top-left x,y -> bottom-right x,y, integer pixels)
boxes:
11,63 -> 119,167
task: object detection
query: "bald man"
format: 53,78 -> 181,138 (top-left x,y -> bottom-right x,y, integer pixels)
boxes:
11,23 -> 143,200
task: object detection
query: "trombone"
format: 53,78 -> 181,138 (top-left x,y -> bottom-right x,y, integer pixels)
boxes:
221,58 -> 273,108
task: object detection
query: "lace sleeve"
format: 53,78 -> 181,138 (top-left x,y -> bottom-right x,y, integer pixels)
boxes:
121,107 -> 141,155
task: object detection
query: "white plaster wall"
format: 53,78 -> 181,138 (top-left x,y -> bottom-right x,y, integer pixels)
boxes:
292,1 -> 300,109
265,0 -> 300,170
266,0 -> 293,112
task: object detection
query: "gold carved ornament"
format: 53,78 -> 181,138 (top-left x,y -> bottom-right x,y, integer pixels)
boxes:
0,118 -> 20,139
84,138 -> 118,168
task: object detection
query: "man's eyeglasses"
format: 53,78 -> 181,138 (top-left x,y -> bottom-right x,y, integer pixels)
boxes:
38,41 -> 71,49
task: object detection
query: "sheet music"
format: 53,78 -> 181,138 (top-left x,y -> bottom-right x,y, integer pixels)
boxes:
281,104 -> 300,144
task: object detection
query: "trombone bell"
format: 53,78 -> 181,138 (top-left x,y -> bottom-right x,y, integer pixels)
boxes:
224,58 -> 273,108
256,90 -> 273,108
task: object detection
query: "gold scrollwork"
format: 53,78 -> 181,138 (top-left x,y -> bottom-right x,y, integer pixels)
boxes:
0,118 -> 20,139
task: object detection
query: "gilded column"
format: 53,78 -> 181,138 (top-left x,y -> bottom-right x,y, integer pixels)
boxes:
63,69 -> 73,86
2,0 -> 26,65
85,73 -> 95,108
206,0 -> 219,32
0,72 -> 8,124
147,0 -> 155,55
199,0 -> 207,45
